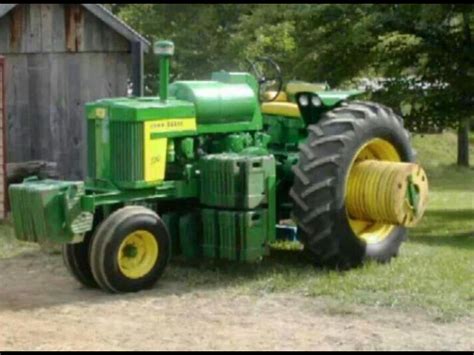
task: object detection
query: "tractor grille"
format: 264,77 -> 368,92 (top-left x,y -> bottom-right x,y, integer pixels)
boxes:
110,121 -> 144,184
87,120 -> 96,178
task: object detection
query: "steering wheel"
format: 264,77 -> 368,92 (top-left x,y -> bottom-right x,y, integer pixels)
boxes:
247,57 -> 283,102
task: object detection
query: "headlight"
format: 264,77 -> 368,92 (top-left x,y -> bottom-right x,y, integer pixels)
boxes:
298,94 -> 309,106
311,95 -> 322,107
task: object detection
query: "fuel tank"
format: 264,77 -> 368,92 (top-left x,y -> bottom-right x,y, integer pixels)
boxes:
169,74 -> 258,125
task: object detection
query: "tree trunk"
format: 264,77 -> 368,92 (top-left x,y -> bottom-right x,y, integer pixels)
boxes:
457,118 -> 470,167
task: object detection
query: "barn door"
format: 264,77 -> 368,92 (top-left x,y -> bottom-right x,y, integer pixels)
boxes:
0,57 -> 6,219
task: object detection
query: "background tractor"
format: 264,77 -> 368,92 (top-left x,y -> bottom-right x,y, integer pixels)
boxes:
9,40 -> 428,293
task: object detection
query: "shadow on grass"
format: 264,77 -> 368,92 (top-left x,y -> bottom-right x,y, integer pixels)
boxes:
170,248 -> 313,283
410,208 -> 474,249
423,165 -> 474,192
409,231 -> 474,250
422,210 -> 474,220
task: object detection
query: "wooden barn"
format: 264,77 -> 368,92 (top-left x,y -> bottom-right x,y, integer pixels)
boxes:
0,4 -> 149,217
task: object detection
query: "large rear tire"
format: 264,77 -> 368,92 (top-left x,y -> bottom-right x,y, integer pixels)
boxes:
290,101 -> 414,268
89,206 -> 171,293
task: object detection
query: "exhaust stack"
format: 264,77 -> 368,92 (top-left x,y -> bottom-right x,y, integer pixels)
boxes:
153,40 -> 174,102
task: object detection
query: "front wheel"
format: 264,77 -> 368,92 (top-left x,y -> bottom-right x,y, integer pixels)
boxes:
89,206 -> 171,293
62,231 -> 97,288
290,101 -> 422,268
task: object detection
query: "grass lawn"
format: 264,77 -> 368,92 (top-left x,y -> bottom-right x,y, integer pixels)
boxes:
0,131 -> 473,321
172,131 -> 474,321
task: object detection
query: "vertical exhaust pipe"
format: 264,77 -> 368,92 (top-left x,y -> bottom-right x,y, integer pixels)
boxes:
153,40 -> 175,102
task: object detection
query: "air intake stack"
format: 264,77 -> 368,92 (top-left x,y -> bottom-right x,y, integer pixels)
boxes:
153,40 -> 175,102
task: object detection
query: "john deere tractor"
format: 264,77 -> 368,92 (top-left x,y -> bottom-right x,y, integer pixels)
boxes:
9,41 -> 428,293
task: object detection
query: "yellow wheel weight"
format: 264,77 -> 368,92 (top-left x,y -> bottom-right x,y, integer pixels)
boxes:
346,160 -> 429,227
344,138 -> 429,244
117,230 -> 159,279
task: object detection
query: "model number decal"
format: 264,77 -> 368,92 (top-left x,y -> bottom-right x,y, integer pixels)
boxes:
147,118 -> 196,134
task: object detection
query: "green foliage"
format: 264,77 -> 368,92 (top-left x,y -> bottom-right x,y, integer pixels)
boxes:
366,5 -> 474,132
226,4 -> 298,79
114,4 -> 473,135
116,4 -> 255,94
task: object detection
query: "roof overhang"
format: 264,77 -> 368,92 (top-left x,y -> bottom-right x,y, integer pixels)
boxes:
0,3 -> 150,52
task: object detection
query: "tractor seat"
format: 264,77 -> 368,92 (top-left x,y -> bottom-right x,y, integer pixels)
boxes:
261,90 -> 300,118
262,91 -> 288,102
261,101 -> 300,118
285,81 -> 328,95
261,81 -> 328,118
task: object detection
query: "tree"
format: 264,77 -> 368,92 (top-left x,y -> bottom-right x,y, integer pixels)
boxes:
285,4 -> 473,166
116,4 -> 255,94
115,4 -> 472,166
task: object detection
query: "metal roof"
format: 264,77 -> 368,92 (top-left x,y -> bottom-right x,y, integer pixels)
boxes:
0,3 -> 150,51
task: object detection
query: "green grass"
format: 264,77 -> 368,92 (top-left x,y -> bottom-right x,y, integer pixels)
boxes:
169,131 -> 474,321
0,131 -> 472,321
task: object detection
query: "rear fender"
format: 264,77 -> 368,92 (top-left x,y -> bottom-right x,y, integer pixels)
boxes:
296,90 -> 365,126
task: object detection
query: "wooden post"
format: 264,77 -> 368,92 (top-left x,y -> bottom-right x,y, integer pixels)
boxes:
131,41 -> 144,97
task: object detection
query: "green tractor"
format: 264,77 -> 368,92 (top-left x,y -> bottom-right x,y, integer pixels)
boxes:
9,40 -> 429,293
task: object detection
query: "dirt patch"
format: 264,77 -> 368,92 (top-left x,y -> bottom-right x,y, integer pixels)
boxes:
0,251 -> 472,351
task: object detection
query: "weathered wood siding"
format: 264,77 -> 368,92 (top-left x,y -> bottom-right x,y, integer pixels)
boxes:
0,4 -> 130,54
0,4 -> 131,179
0,57 -> 5,218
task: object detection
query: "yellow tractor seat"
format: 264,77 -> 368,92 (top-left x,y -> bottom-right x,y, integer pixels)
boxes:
262,91 -> 288,102
285,81 -> 328,96
261,101 -> 300,118
261,82 -> 327,118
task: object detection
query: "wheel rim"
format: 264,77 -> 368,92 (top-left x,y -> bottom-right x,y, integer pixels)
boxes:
345,138 -> 401,244
117,230 -> 159,279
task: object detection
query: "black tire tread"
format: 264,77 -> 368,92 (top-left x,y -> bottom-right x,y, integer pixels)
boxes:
89,206 -> 163,293
290,100 -> 412,268
62,234 -> 98,288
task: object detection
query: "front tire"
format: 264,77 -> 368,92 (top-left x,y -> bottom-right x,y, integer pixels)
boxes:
290,101 -> 414,268
62,231 -> 98,288
89,206 -> 171,293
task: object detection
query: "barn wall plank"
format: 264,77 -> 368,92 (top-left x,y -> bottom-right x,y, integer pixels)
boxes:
47,53 -> 64,166
51,4 -> 66,52
0,14 -> 10,53
116,52 -> 131,96
10,6 -> 26,53
40,4 -> 53,52
5,54 -> 31,162
29,54 -> 54,161
63,53 -> 81,178
27,53 -> 51,160
25,4 -> 42,53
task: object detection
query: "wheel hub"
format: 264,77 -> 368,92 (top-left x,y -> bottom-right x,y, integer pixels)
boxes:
117,230 -> 159,279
